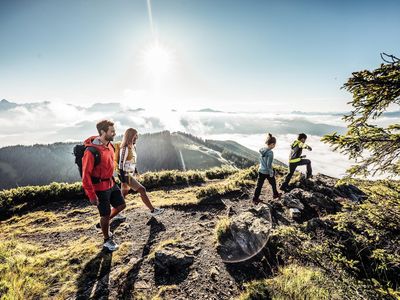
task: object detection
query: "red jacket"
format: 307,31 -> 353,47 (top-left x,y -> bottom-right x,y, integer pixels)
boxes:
82,136 -> 115,200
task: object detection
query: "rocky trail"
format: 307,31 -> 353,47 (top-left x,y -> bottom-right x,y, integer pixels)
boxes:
0,174 -> 370,299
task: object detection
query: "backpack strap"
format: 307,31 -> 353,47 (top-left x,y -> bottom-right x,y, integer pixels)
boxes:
86,146 -> 100,167
118,145 -> 128,171
85,147 -> 113,184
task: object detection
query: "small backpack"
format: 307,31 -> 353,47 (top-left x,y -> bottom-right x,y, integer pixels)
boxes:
73,144 -> 101,177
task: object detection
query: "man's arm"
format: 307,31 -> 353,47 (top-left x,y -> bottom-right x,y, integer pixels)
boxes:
299,142 -> 312,151
82,151 -> 98,205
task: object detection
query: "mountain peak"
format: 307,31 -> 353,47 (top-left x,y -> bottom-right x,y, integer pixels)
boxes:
0,99 -> 17,110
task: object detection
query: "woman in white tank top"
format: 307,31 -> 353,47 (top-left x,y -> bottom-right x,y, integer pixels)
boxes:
117,128 -> 164,216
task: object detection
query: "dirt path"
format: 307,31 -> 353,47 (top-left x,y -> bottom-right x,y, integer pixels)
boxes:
1,182 -> 276,299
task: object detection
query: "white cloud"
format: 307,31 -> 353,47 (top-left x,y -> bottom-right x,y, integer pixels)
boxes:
0,100 -> 397,179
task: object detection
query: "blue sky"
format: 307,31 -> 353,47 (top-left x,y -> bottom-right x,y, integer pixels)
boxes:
1,0 -> 399,111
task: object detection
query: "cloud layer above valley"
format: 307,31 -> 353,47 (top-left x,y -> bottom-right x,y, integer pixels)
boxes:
1,99 -> 398,178
0,99 -> 350,146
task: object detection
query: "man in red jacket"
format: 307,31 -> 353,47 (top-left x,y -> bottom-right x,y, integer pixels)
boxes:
82,120 -> 126,252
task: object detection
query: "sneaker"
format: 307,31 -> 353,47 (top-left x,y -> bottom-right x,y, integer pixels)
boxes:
103,238 -> 119,252
113,214 -> 127,221
149,207 -> 165,216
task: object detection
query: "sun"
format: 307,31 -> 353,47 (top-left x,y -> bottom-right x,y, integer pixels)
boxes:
142,41 -> 173,78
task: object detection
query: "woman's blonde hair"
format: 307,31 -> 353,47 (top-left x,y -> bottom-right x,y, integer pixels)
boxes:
121,128 -> 138,148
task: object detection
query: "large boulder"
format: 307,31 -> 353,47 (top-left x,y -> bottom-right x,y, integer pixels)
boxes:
217,205 -> 272,263
295,174 -> 368,203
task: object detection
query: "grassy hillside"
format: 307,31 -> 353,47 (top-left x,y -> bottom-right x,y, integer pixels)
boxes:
0,166 -> 398,299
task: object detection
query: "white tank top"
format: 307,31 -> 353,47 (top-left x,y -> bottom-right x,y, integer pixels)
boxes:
118,145 -> 137,172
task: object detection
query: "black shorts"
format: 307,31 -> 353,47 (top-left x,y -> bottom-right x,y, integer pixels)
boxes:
95,184 -> 125,217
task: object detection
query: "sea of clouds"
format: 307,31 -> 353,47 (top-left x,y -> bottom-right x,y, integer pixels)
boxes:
1,99 -> 398,178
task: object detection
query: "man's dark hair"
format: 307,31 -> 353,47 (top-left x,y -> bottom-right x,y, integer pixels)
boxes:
298,133 -> 307,140
96,120 -> 114,135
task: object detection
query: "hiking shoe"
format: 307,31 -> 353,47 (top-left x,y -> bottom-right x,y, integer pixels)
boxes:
149,208 -> 165,216
113,214 -> 127,222
103,238 -> 119,252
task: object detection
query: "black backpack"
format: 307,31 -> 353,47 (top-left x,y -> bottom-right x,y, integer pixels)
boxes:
73,145 -> 101,177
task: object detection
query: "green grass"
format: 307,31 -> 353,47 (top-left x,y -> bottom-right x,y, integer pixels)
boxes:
0,237 -> 99,299
238,264 -> 340,300
214,217 -> 231,245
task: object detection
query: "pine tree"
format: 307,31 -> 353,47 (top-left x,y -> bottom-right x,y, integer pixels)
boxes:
322,53 -> 400,177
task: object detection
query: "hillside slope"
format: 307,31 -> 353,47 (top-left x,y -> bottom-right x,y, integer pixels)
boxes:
0,131 -> 272,189
0,167 -> 398,299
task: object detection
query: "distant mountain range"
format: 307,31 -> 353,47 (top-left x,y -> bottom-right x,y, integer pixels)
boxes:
3,99 -> 400,118
0,131 -> 283,190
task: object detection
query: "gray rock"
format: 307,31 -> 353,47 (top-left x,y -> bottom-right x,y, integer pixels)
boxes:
217,205 -> 272,263
335,184 -> 368,203
289,208 -> 301,218
154,245 -> 195,274
282,193 -> 305,210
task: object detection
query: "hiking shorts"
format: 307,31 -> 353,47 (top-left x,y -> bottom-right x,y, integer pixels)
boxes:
120,172 -> 143,191
95,184 -> 125,217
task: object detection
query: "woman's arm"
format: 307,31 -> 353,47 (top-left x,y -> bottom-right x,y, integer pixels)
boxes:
265,152 -> 274,176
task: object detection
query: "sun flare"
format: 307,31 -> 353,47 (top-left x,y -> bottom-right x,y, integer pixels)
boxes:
142,41 -> 173,77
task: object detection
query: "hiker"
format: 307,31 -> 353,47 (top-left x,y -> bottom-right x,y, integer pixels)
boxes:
82,120 -> 126,252
280,133 -> 313,192
253,133 -> 282,204
115,128 -> 164,216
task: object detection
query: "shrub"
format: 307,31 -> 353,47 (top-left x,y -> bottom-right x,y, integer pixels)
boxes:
195,182 -> 241,204
195,166 -> 258,203
0,182 -> 84,220
140,169 -> 206,189
205,166 -> 238,180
